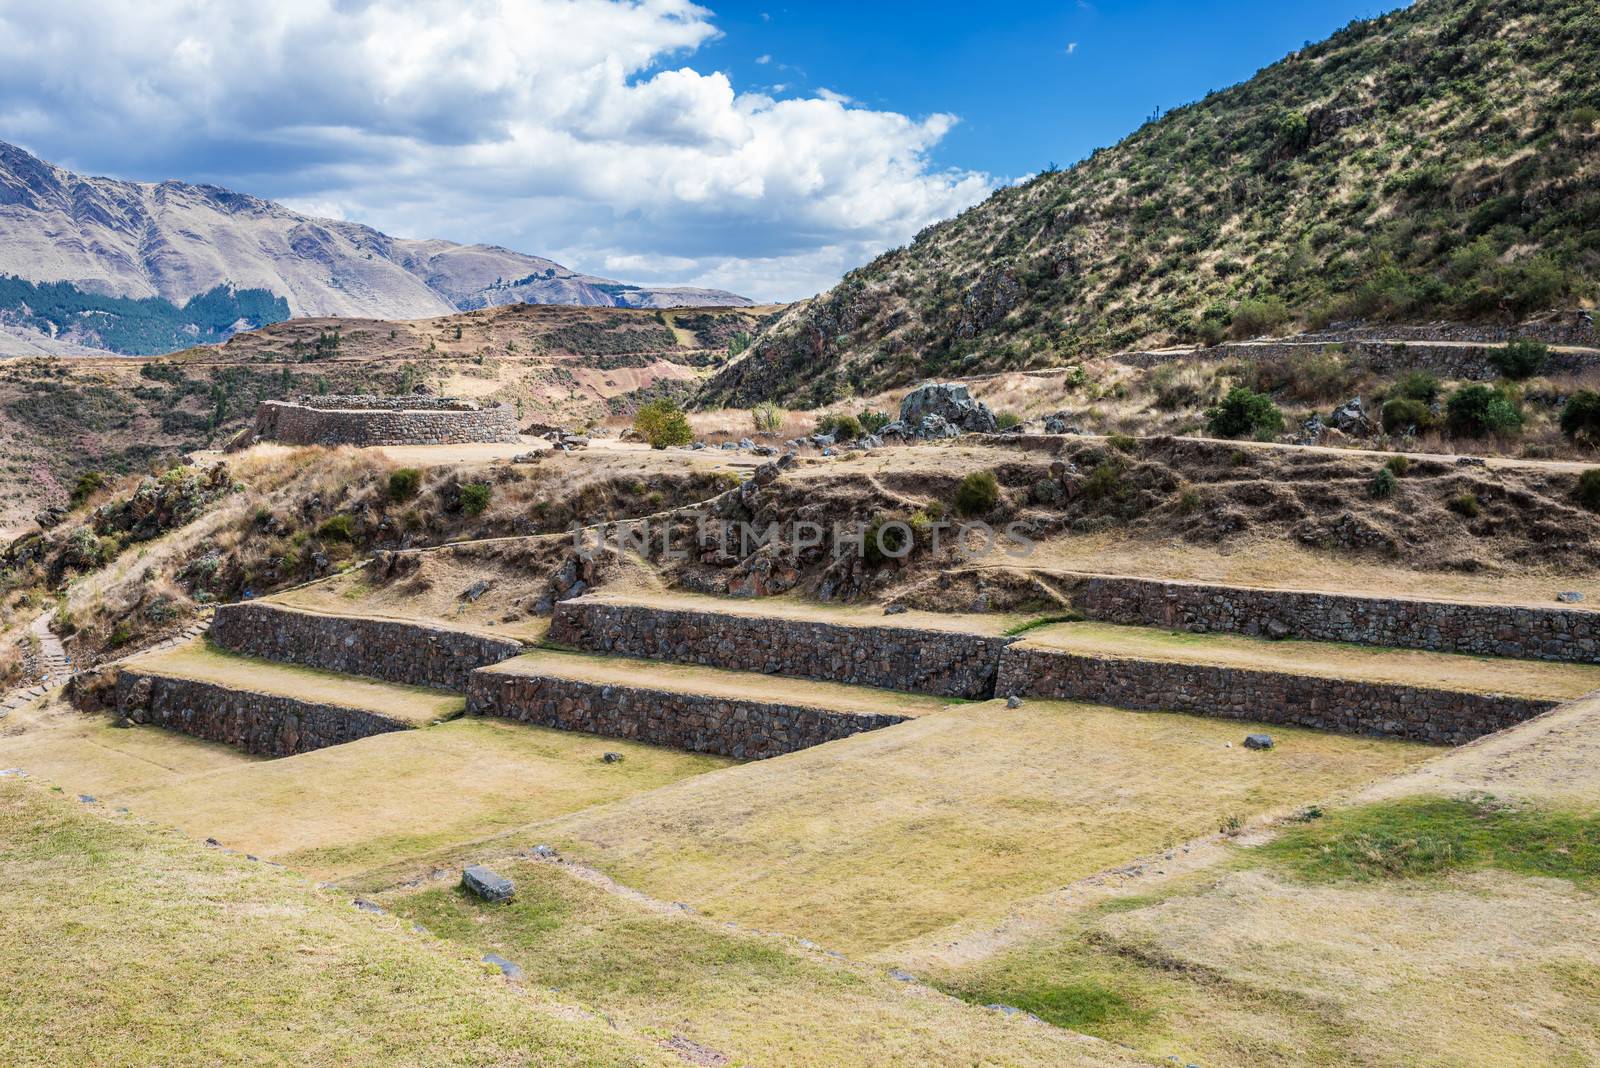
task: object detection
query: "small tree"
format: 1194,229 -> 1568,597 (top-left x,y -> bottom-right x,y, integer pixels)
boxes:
633,399 -> 694,449
815,413 -> 862,441
1381,397 -> 1432,435
1205,387 -> 1284,440
1560,390 -> 1600,444
955,471 -> 1000,516
1446,384 -> 1523,438
1577,470 -> 1600,512
459,482 -> 493,517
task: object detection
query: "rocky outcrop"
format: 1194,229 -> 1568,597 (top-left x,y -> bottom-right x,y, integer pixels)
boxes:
882,383 -> 998,439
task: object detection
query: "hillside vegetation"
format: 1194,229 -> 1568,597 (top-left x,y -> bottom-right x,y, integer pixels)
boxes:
706,0 -> 1600,406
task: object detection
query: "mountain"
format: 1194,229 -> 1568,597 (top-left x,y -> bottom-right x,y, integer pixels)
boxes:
705,0 -> 1600,407
0,141 -> 750,355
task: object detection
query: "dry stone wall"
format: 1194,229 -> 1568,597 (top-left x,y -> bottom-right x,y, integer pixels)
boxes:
995,645 -> 1556,746
1114,336 -> 1600,380
253,397 -> 519,447
467,668 -> 906,759
549,600 -> 1013,698
1064,575 -> 1600,665
212,603 -> 525,691
116,670 -> 409,757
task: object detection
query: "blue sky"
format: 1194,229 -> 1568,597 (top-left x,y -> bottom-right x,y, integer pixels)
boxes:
696,1 -> 1401,180
0,0 -> 1404,301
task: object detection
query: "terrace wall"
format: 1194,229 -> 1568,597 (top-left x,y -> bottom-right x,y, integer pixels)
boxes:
253,398 -> 519,447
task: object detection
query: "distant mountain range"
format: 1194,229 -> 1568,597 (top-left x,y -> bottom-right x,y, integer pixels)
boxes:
0,140 -> 750,356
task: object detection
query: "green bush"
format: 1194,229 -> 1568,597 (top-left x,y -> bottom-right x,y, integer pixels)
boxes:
70,470 -> 107,508
459,482 -> 493,517
1446,384 -> 1523,438
316,514 -> 356,542
1560,391 -> 1600,444
387,467 -> 423,503
857,409 -> 891,434
815,413 -> 862,441
1381,397 -> 1433,435
994,410 -> 1024,431
1490,339 -> 1550,380
1106,432 -> 1137,453
1229,297 -> 1291,339
1577,470 -> 1600,512
862,516 -> 913,566
1370,467 -> 1398,499
1205,387 -> 1285,440
954,470 -> 1000,516
1448,493 -> 1481,518
1383,455 -> 1410,477
1083,461 -> 1126,502
633,399 -> 694,449
1393,371 -> 1441,403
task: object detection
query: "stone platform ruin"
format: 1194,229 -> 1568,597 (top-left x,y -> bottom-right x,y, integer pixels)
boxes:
250,394 -> 520,448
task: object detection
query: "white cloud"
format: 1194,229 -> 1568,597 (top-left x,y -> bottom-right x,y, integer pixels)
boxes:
1065,41 -> 1078,55
755,53 -> 771,64
0,0 -> 991,301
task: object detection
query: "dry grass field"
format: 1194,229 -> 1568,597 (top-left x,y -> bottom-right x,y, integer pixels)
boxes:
0,780 -> 671,1068
518,700 -> 1431,957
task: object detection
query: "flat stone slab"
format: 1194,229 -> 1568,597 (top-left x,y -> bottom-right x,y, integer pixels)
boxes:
462,865 -> 515,903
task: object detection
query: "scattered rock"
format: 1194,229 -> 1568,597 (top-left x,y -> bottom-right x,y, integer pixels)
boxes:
462,865 -> 515,903
204,837 -> 221,847
1455,456 -> 1487,468
352,898 -> 385,914
1005,695 -> 1023,709
77,794 -> 97,804
888,968 -> 917,983
462,579 -> 492,602
753,462 -> 780,487
1557,591 -> 1585,604
883,603 -> 908,615
529,844 -> 557,858
1265,619 -> 1292,641
482,953 -> 524,980
601,751 -> 624,763
1327,397 -> 1373,435
1243,733 -> 1275,751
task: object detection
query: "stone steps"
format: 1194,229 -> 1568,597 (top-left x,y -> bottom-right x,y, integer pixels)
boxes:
469,648 -> 960,759
549,592 -> 1014,698
116,642 -> 466,757
211,601 -> 526,691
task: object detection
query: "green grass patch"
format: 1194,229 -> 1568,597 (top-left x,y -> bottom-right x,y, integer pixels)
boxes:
1257,796 -> 1600,885
1003,611 -> 1086,636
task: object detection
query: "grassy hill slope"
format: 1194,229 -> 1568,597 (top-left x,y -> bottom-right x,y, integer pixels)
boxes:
705,0 -> 1600,407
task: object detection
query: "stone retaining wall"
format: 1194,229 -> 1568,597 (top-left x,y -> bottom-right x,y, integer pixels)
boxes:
211,603 -> 525,691
549,600 -> 1013,698
995,646 -> 1556,745
116,670 -> 410,756
467,668 -> 905,759
253,398 -> 520,446
1062,575 -> 1600,664
1115,340 -> 1600,379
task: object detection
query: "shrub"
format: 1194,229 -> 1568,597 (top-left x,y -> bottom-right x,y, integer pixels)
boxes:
1578,470 -> 1600,512
70,470 -> 107,508
1490,339 -> 1550,380
1229,297 -> 1291,339
994,410 -> 1023,431
1381,397 -> 1433,435
633,399 -> 694,449
459,482 -> 493,517
1370,467 -> 1398,499
1205,387 -> 1285,440
1448,493 -> 1481,518
815,413 -> 862,441
1083,461 -> 1126,502
316,514 -> 355,542
954,470 -> 1000,516
1383,455 -> 1410,477
387,467 -> 422,503
1106,432 -> 1137,453
1393,371 -> 1441,403
1560,391 -> 1600,444
1446,385 -> 1523,438
750,401 -> 783,434
862,516 -> 913,566
857,410 -> 891,434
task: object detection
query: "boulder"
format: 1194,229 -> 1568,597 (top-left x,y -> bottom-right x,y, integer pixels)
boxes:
1327,398 -> 1373,435
1557,591 -> 1586,604
918,413 -> 961,439
1042,414 -> 1082,435
899,383 -> 997,435
1243,733 -> 1275,751
462,865 -> 515,903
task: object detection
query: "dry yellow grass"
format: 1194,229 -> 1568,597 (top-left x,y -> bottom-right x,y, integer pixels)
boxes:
0,780 -> 669,1067
128,640 -> 466,726
485,649 -> 962,718
529,700 -> 1431,956
1019,622 -> 1600,699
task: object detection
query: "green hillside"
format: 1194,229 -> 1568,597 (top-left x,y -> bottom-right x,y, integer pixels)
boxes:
705,0 -> 1600,407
